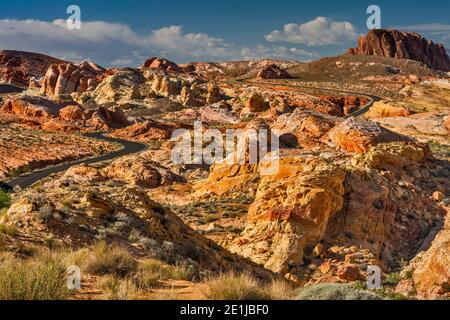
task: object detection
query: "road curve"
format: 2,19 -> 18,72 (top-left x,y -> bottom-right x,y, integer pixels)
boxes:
238,79 -> 382,118
4,133 -> 147,191
1,81 -> 380,191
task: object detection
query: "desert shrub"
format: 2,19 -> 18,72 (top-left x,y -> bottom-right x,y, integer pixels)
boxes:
296,283 -> 381,300
268,280 -> 296,300
0,256 -> 69,300
0,223 -> 18,237
133,260 -> 172,289
170,262 -> 195,281
206,273 -> 272,300
84,242 -> 138,277
98,276 -> 138,300
383,272 -> 402,287
0,190 -> 10,209
133,260 -> 195,289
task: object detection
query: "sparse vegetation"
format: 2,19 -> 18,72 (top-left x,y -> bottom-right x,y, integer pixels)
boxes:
206,273 -> 277,300
84,241 -> 138,277
98,276 -> 138,300
384,272 -> 402,287
0,223 -> 18,237
0,190 -> 10,209
0,252 -> 69,300
296,283 -> 381,300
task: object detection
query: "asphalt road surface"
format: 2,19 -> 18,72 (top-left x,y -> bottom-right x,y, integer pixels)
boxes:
1,80 -> 380,192
4,133 -> 147,191
239,79 -> 382,118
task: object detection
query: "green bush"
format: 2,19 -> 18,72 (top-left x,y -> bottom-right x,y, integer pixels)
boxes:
296,283 -> 381,300
0,190 -> 10,209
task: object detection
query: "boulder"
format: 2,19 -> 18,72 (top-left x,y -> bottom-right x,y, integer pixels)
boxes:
247,92 -> 267,112
91,69 -> 146,105
364,101 -> 411,118
324,117 -> 412,153
103,155 -> 184,188
142,57 -> 183,73
59,105 -> 86,121
257,64 -> 292,79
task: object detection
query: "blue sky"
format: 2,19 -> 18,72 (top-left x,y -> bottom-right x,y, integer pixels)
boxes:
0,0 -> 449,66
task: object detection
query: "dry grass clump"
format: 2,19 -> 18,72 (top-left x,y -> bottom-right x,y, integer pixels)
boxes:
84,241 -> 138,277
133,259 -> 195,290
97,276 -> 139,300
0,251 -> 69,300
206,273 -> 295,300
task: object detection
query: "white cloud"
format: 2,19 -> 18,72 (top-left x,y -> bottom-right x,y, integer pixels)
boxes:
395,23 -> 450,42
0,19 -> 318,66
239,44 -> 318,61
265,16 -> 357,46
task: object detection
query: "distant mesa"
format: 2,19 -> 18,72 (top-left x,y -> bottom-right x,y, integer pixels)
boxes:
347,29 -> 450,72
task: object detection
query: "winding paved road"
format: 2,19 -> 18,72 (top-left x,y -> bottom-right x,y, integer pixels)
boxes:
3,133 -> 147,191
0,80 -> 380,192
238,79 -> 382,117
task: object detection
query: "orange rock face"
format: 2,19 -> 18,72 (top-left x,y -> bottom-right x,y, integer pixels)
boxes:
347,29 -> 450,72
365,101 -> 411,118
142,57 -> 184,73
40,61 -> 106,97
257,64 -> 292,79
110,120 -> 175,141
222,154 -> 346,273
2,95 -> 68,119
324,117 -> 411,153
1,94 -> 129,132
320,95 -> 369,116
0,50 -> 66,87
411,212 -> 450,299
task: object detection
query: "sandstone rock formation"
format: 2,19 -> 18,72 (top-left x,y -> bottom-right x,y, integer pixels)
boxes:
142,57 -> 184,73
104,155 -> 185,188
40,61 -> 106,97
229,155 -> 345,273
324,117 -> 412,153
1,94 -> 130,132
364,100 -> 411,118
409,212 -> 450,299
246,92 -> 268,112
347,29 -> 450,72
319,95 -> 369,116
110,120 -> 175,141
181,59 -> 300,80
0,50 -> 65,87
272,110 -> 337,149
257,64 -> 292,79
1,163 -> 273,278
